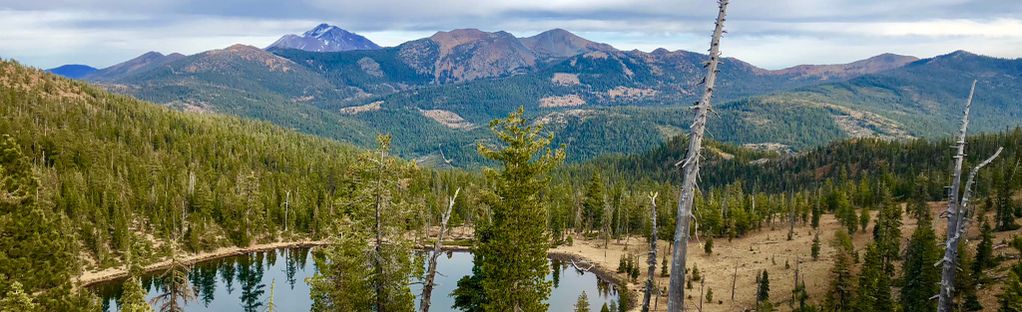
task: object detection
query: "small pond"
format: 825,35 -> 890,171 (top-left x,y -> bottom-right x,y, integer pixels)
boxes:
92,248 -> 620,312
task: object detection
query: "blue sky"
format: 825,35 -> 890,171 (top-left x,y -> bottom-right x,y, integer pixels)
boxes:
1,0 -> 1020,69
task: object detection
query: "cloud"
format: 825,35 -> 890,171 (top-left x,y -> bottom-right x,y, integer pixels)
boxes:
0,0 -> 1020,69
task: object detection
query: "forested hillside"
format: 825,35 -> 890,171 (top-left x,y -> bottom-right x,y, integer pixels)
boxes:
0,59 -> 468,310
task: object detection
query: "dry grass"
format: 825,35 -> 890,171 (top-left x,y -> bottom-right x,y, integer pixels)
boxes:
555,202 -> 1022,311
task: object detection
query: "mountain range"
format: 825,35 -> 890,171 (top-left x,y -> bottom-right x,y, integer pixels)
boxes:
52,24 -> 1022,166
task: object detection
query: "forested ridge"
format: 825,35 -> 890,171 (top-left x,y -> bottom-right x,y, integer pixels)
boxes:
0,59 -> 471,310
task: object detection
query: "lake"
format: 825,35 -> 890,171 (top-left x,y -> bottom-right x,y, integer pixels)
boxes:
92,247 -> 621,312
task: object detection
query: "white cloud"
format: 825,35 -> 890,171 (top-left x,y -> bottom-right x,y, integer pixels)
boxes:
1,1 -> 1020,69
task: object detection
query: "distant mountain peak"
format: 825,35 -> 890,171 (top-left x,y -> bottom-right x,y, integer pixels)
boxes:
46,64 -> 98,79
267,24 -> 380,52
769,53 -> 918,80
520,28 -> 616,59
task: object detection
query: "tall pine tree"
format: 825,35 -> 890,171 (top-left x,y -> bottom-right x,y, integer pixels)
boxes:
901,212 -> 940,312
472,107 -> 565,311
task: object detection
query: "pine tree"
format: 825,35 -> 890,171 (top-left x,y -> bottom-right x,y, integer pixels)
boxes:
901,213 -> 940,312
704,237 -> 713,255
600,302 -> 611,312
0,135 -> 78,309
118,277 -> 153,312
575,291 -> 591,312
811,231 -> 821,261
583,172 -> 606,233
857,243 -> 893,312
973,216 -> 996,279
956,243 -> 982,311
872,188 -> 902,271
996,171 -> 1019,231
308,135 -> 417,312
999,263 -> 1022,312
0,281 -> 37,312
827,229 -> 856,311
473,108 -> 565,312
757,270 -> 770,304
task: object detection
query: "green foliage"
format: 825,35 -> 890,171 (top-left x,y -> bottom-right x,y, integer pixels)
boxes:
757,270 -> 770,304
974,217 -> 996,278
901,213 -> 940,312
574,291 -> 590,312
308,136 -> 418,312
811,231 -> 821,261
583,172 -> 606,232
827,229 -> 856,311
0,281 -> 37,312
997,170 -> 1020,231
118,277 -> 153,312
1000,263 -> 1022,312
704,237 -> 713,255
471,107 -> 564,312
856,243 -> 893,312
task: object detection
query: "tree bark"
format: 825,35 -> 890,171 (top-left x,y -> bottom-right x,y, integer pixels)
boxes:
667,1 -> 729,311
642,192 -> 659,312
420,188 -> 460,312
938,147 -> 1001,312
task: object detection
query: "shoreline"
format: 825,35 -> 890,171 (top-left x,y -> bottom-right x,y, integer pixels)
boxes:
77,240 -> 329,287
79,239 -> 638,308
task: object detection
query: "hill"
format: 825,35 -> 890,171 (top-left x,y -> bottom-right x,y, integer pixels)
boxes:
46,64 -> 97,78
0,59 -> 453,308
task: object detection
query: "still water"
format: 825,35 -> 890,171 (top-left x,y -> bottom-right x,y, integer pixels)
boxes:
92,248 -> 620,312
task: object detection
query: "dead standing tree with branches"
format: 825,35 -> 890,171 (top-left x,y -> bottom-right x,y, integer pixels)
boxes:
667,1 -> 729,311
937,80 -> 1004,312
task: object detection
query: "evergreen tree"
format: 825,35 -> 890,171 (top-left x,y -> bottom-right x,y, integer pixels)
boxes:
600,302 -> 611,312
956,243 -> 982,311
574,291 -> 591,312
704,237 -> 713,255
974,216 -> 996,278
811,231 -> 821,261
0,281 -> 37,312
471,108 -> 565,312
757,270 -> 770,304
997,171 -> 1019,231
901,213 -> 940,312
118,277 -> 153,312
857,243 -> 893,312
308,135 -> 417,312
827,229 -> 856,311
583,172 -> 606,233
0,135 -> 79,309
872,188 -> 902,271
999,263 -> 1022,312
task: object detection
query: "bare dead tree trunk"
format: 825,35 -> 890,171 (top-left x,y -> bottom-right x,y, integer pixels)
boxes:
420,188 -> 460,312
731,264 -> 737,303
643,192 -> 660,312
938,80 -> 1002,312
938,147 -> 1001,312
791,256 -> 799,307
667,1 -> 729,311
698,278 -> 705,312
284,190 -> 290,233
787,200 -> 795,241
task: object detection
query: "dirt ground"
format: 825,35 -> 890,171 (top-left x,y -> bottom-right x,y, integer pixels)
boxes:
554,202 -> 1022,312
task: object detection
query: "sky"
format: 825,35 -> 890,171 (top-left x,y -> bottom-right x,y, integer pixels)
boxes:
1,0 -> 1021,70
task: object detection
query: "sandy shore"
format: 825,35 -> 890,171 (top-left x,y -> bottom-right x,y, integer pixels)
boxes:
77,240 -> 328,286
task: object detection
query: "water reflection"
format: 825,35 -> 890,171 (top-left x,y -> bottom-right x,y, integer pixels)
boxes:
92,248 -> 618,312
